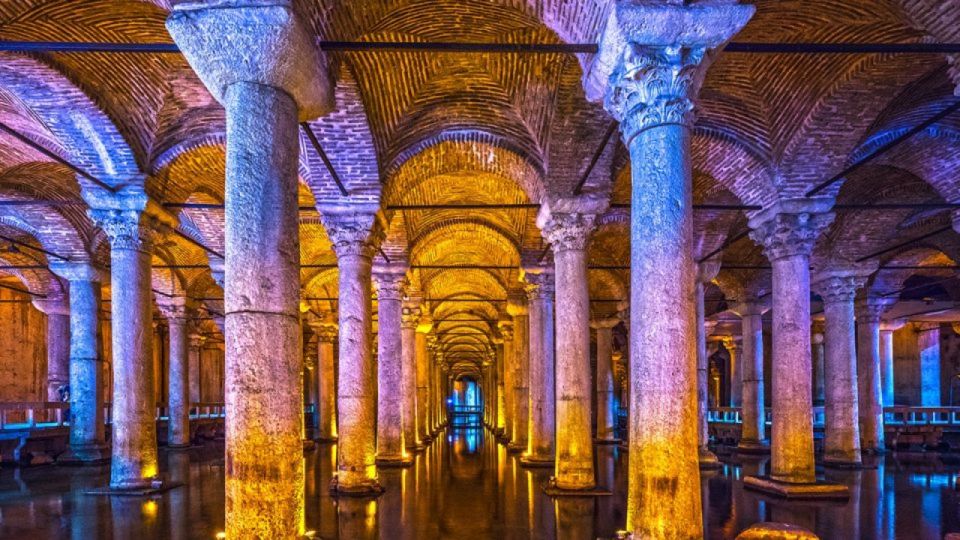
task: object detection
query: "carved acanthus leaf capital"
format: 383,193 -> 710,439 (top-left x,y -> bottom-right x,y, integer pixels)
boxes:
321,209 -> 383,260
747,199 -> 835,262
497,320 -> 514,342
522,268 -> 555,301
89,209 -> 164,253
401,305 -> 421,329
855,296 -> 896,323
373,269 -> 406,301
157,299 -> 193,324
540,212 -> 596,252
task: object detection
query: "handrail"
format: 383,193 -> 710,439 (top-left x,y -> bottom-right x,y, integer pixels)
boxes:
707,406 -> 960,429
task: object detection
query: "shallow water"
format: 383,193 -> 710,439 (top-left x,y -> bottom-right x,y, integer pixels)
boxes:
1,429 -> 958,539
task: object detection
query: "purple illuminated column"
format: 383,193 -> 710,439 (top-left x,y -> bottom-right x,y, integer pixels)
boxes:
855,297 -> 893,454
401,300 -> 422,451
695,263 -> 720,468
157,299 -> 193,448
373,266 -> 409,466
33,295 -> 70,402
732,301 -> 769,453
880,320 -> 903,407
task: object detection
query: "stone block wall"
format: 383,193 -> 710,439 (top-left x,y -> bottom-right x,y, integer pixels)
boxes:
0,288 -> 47,401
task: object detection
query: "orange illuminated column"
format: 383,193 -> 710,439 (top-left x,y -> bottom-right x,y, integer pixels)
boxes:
591,317 -> 620,444
312,314 -> 338,442
373,266 -> 410,466
538,201 -> 601,492
415,315 -> 433,443
401,299 -> 423,451
493,336 -> 506,436
856,297 -> 894,454
321,206 -> 384,495
168,0 -> 334,534
497,319 -> 515,444
521,269 -> 555,466
588,0 -> 754,533
747,199 -> 844,498
507,291 -> 529,452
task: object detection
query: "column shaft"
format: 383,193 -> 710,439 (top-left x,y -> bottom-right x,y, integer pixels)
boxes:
223,82 -> 304,534
737,309 -> 767,450
595,323 -> 617,442
821,293 -> 861,466
509,302 -> 529,451
45,310 -> 70,401
316,327 -> 338,441
401,305 -> 420,450
880,329 -> 895,407
696,281 -> 718,466
918,324 -> 941,406
728,340 -> 741,407
415,329 -> 430,442
375,272 -> 406,464
524,276 -> 554,464
857,317 -> 884,452
499,323 -> 515,443
167,317 -> 190,447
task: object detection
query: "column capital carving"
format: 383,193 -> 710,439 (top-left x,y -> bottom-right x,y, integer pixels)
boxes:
730,300 -> 769,318
812,263 -> 876,305
416,313 -> 434,334
189,333 -> 206,349
86,184 -> 176,253
914,321 -> 941,333
401,304 -> 421,329
587,2 -> 754,141
747,198 -> 835,262
880,319 -> 905,333
536,196 -> 606,253
497,319 -> 514,342
309,319 -> 338,343
320,206 -> 384,260
372,265 -> 407,301
157,298 -> 194,324
166,0 -> 333,121
506,290 -> 528,317
522,268 -> 555,300
704,320 -> 718,337
855,296 -> 896,323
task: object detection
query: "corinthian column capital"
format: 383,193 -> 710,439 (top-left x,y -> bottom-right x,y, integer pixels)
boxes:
166,0 -> 334,120
585,1 -> 754,141
747,198 -> 835,262
86,185 -> 176,254
320,205 -> 385,260
811,262 -> 877,304
372,264 -> 407,301
157,298 -> 194,325
536,196 -> 607,253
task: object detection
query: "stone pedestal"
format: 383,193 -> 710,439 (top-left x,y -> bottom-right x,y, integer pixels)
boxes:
856,297 -> 893,454
521,270 -> 555,466
592,318 -> 621,444
733,301 -> 769,454
158,300 -> 193,448
401,300 -> 422,451
813,266 -> 874,468
507,293 -> 529,453
49,263 -> 108,464
89,194 -> 169,491
322,207 -> 384,496
588,1 -> 755,531
168,1 -> 333,534
538,204 -> 600,492
373,267 -> 411,467
748,199 -> 847,498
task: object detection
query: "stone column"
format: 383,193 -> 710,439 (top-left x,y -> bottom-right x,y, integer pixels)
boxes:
522,269 -> 555,466
401,300 -> 422,451
732,301 -> 769,453
157,299 -> 193,448
507,292 -> 529,453
188,333 -> 204,403
856,297 -> 893,454
747,199 -> 843,496
49,263 -> 107,464
696,264 -> 720,468
538,204 -> 599,492
917,323 -> 941,406
89,196 -> 168,491
373,266 -> 410,466
415,316 -> 433,443
590,2 -> 754,530
169,2 -> 333,534
497,319 -> 515,444
813,267 -> 874,468
592,318 -> 620,443
322,207 -> 383,495
812,329 -> 826,406
725,337 -> 742,407
494,337 -> 506,436
34,295 -> 70,402
313,316 -> 338,442
880,321 -> 902,407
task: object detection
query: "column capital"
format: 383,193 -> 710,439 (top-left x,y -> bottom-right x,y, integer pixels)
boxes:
372,265 -> 407,301
747,198 -> 835,262
880,319 -> 905,332
521,267 -> 555,300
720,335 -> 741,350
697,260 -> 721,283
537,196 -> 606,252
311,321 -> 338,343
587,2 -> 754,141
320,205 -> 385,260
86,184 -> 177,253
497,319 -> 515,341
855,296 -> 896,323
416,313 -> 434,334
730,300 -> 769,318
812,263 -> 876,304
189,333 -> 206,349
156,298 -> 194,324
590,318 -> 620,330
401,304 -> 421,330
48,262 -> 106,283
914,321 -> 941,333
704,320 -> 718,337
166,0 -> 334,121
506,290 -> 528,317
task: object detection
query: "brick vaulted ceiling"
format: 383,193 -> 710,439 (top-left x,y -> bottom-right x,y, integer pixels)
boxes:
0,0 -> 958,361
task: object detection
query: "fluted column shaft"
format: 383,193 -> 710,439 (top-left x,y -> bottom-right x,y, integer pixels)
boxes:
749,201 -> 834,484
323,210 -> 382,494
374,269 -> 407,465
90,205 -> 162,490
401,303 -> 421,450
50,264 -> 107,463
593,319 -> 619,442
539,212 -> 595,490
523,271 -> 555,464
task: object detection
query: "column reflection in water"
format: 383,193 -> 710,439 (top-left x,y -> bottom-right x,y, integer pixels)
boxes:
166,451 -> 191,540
317,444 -> 338,539
338,498 -> 378,540
554,498 -> 594,540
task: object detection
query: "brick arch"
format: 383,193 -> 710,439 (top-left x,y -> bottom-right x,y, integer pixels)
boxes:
691,129 -> 778,207
0,221 -> 59,296
0,53 -> 140,181
150,247 -> 187,299
867,247 -> 956,297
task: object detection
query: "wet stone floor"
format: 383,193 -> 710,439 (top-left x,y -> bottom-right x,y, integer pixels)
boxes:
1,429 -> 959,539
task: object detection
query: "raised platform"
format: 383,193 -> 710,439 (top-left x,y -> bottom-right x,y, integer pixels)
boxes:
743,475 -> 849,500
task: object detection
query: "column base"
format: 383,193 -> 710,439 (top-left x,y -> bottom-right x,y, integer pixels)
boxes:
57,445 -> 110,466
406,443 -> 426,453
699,447 -> 723,470
376,455 -> 413,468
594,437 -> 623,445
86,478 -> 183,496
329,476 -> 385,498
316,436 -> 338,444
822,457 -> 864,470
743,475 -> 849,500
519,455 -> 554,468
542,478 -> 612,497
735,439 -> 771,455
506,442 -> 527,453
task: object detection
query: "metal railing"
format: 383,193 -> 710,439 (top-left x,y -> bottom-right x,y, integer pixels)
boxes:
706,406 -> 960,429
0,401 -> 227,432
707,406 -> 826,427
